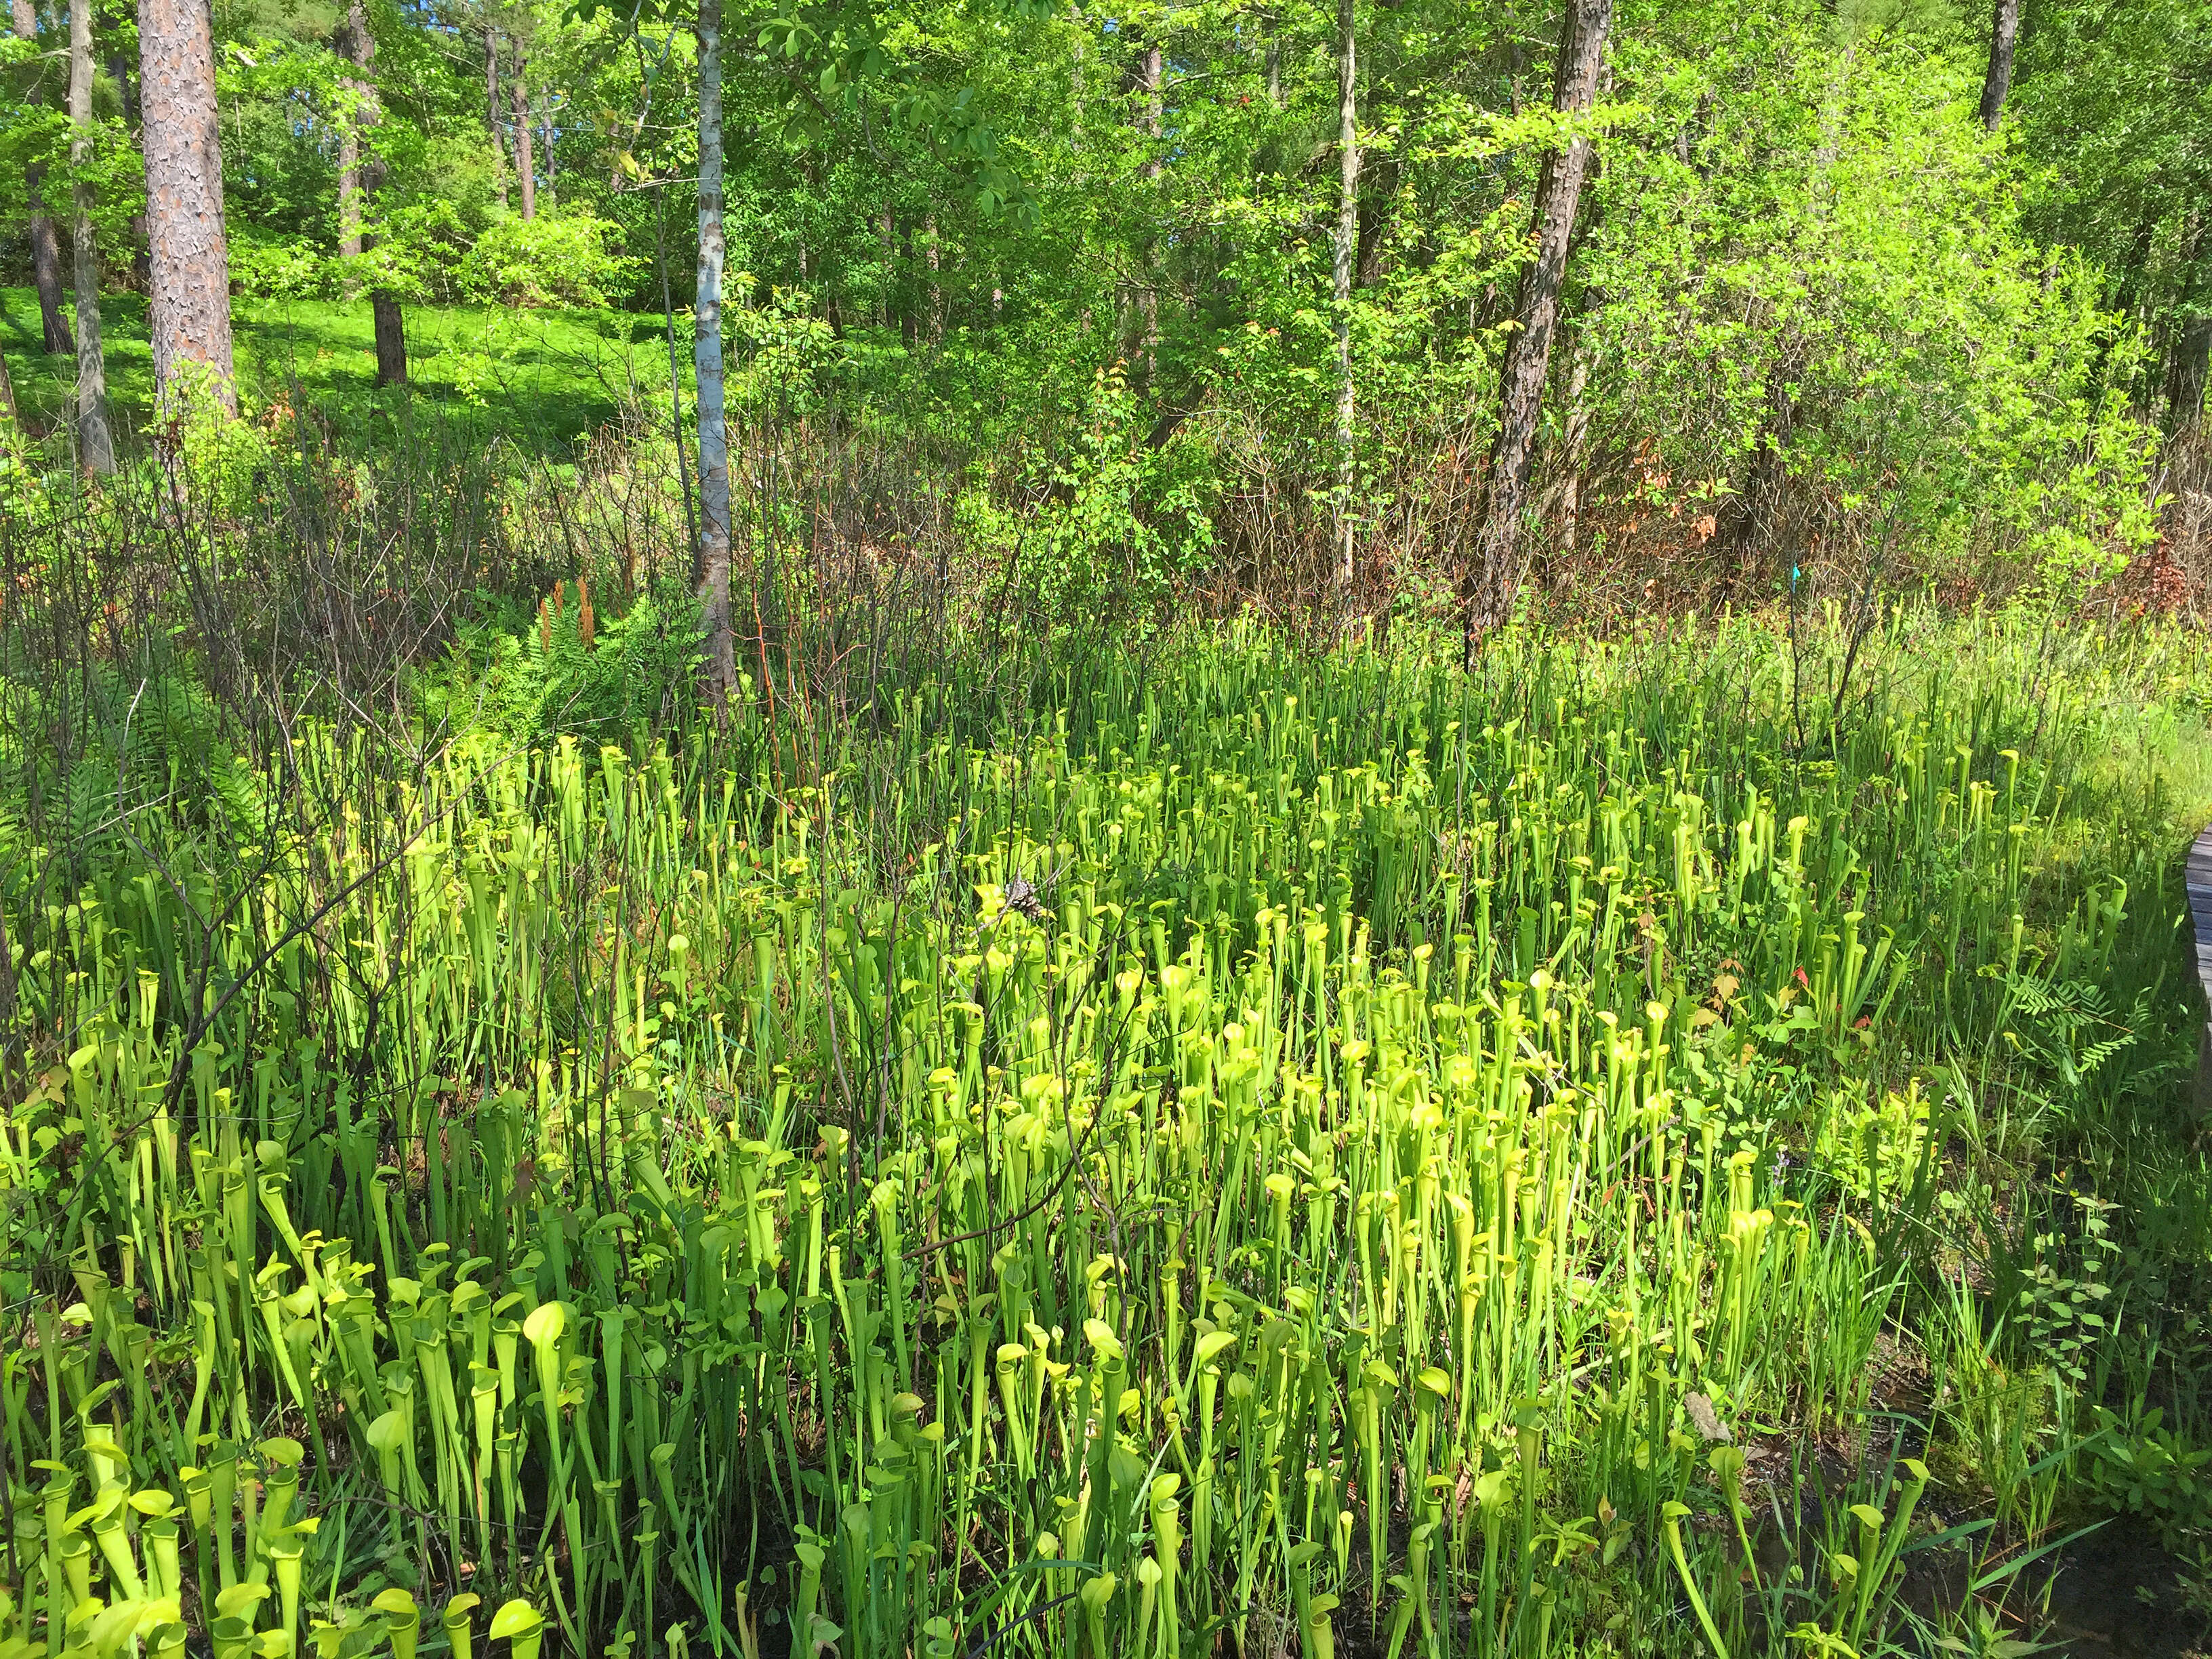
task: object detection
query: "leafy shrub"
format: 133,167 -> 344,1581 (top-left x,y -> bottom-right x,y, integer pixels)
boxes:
458,213 -> 630,308
346,201 -> 478,305
230,228 -> 330,301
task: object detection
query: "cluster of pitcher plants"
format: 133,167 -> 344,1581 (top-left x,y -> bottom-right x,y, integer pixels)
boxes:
0,618 -> 2185,1654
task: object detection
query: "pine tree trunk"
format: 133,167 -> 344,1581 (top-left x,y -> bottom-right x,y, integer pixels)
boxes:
1463,0 -> 1610,657
1331,0 -> 1358,588
1978,0 -> 2020,131
70,0 -> 115,472
140,0 -> 237,412
487,27 -> 509,213
511,41 -> 536,221
693,0 -> 735,696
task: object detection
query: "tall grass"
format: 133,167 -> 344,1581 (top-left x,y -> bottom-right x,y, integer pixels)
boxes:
0,602 -> 2207,1657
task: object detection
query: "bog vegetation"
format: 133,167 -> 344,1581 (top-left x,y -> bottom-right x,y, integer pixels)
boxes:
0,434 -> 2208,1657
4,0 -> 2212,1650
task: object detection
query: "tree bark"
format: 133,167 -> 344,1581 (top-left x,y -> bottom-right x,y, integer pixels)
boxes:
1331,0 -> 1358,588
12,1 -> 77,355
486,26 -> 509,213
373,291 -> 408,385
1978,0 -> 2020,132
30,204 -> 77,354
70,0 -> 115,472
140,0 -> 237,413
693,0 -> 735,695
511,39 -> 536,221
1463,0 -> 1610,656
0,337 -> 17,427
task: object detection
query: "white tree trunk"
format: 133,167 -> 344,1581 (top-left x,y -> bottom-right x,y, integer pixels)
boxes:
694,0 -> 735,694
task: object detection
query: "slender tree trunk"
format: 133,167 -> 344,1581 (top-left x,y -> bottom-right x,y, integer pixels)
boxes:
693,0 -> 735,696
487,27 -> 510,213
537,89 -> 554,209
2171,215 -> 2211,434
1070,0 -> 1085,164
70,0 -> 115,471
0,337 -> 17,426
1331,0 -> 1358,588
2175,319 -> 2212,432
1978,0 -> 2020,131
924,213 -> 941,342
12,0 -> 76,355
1557,338 -> 1591,552
880,205 -> 895,328
511,40 -> 536,221
336,0 -> 403,385
140,0 -> 237,412
335,0 -> 367,326
1138,39 -> 1162,389
104,9 -> 150,291
28,193 -> 76,356
1463,0 -> 1610,657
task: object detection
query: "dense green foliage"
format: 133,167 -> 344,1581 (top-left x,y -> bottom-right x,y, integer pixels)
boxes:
4,0 -> 2207,605
4,0 -> 2212,1650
